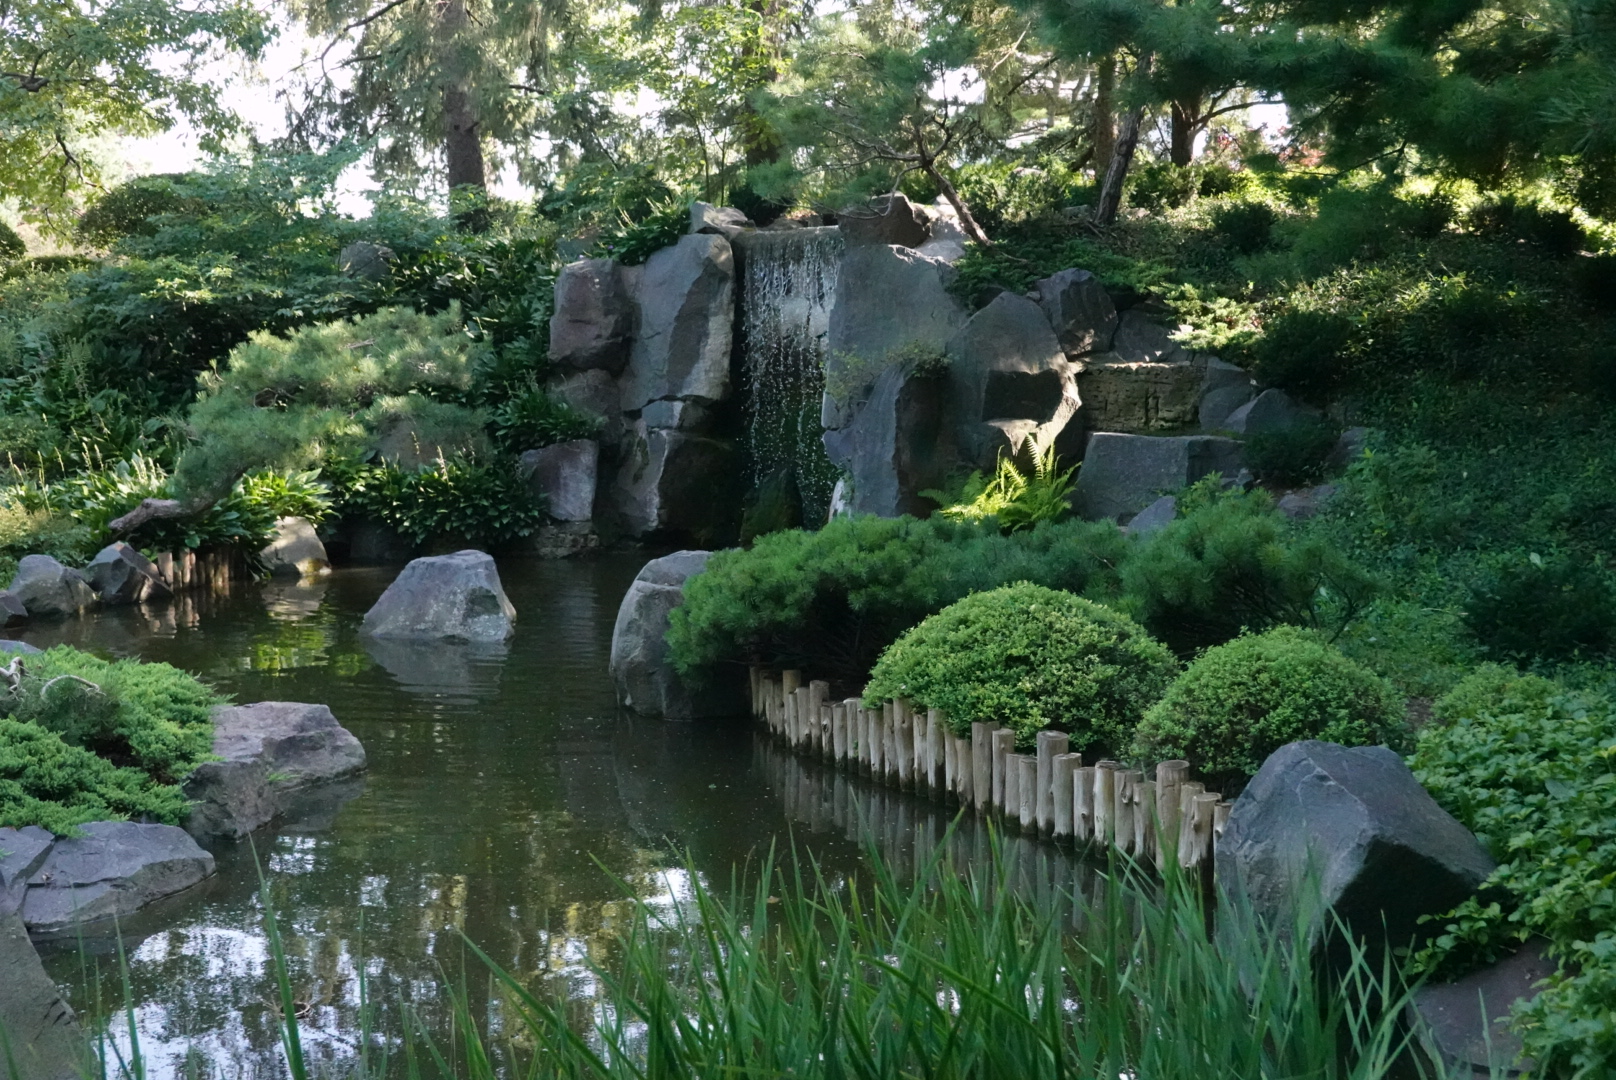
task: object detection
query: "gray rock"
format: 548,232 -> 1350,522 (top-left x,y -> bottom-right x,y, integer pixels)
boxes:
549,258 -> 634,374
338,241 -> 395,281
360,550 -> 516,642
1328,425 -> 1372,472
1035,268 -> 1118,356
619,234 -> 735,415
184,702 -> 368,841
1124,495 -> 1177,537
915,198 -> 968,262
520,439 -> 598,522
839,193 -> 931,248
85,541 -> 171,604
0,589 -> 25,627
1199,357 -> 1256,431
0,911 -> 87,1080
822,363 -> 953,518
1071,433 -> 1244,521
823,245 -> 966,429
945,292 -> 1082,470
1215,741 -> 1496,962
8,555 -> 95,619
258,516 -> 330,578
1077,311 -> 1207,434
549,368 -> 623,447
613,427 -> 738,541
20,821 -> 216,936
639,399 -> 712,431
1225,387 -> 1322,435
610,551 -> 746,719
1276,484 -> 1339,520
0,826 -> 53,916
690,202 -> 752,239
0,640 -> 40,655
1409,939 -> 1552,1078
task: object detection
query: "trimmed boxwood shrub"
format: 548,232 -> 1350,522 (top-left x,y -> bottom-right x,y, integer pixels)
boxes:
863,583 -> 1179,755
1129,626 -> 1407,792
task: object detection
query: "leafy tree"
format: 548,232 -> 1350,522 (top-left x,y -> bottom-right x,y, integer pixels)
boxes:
0,0 -> 268,226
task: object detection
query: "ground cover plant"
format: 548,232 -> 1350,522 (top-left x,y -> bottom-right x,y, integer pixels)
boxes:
0,646 -> 222,834
865,583 -> 1179,755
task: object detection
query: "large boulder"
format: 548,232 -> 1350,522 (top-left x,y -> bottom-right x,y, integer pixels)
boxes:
0,589 -> 25,627
839,193 -> 931,248
549,257 -> 634,374
1199,357 -> 1257,430
1216,741 -> 1496,962
613,426 -> 738,541
0,640 -> 40,656
1225,387 -> 1321,435
0,911 -> 86,1080
945,292 -> 1082,470
0,826 -> 53,915
184,702 -> 368,841
85,541 -> 171,604
360,550 -> 516,642
1071,433 -> 1244,521
520,439 -> 598,523
823,245 -> 967,430
610,551 -> 745,719
1077,311 -> 1207,434
338,241 -> 395,281
619,234 -> 735,418
822,363 -> 953,517
690,202 -> 752,239
258,516 -> 330,578
17,822 -> 216,936
916,198 -> 968,263
8,555 -> 95,618
1035,268 -> 1118,356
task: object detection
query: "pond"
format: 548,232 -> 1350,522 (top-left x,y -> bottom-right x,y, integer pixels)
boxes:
17,554 -> 1080,1078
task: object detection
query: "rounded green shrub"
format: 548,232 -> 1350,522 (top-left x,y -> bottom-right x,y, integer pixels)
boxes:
864,583 -> 1178,755
1130,626 -> 1407,792
0,220 -> 24,261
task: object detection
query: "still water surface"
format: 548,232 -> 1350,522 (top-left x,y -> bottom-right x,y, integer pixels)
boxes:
16,554 -> 1079,1077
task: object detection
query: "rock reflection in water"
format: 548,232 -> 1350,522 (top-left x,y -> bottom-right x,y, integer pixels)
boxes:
361,636 -> 509,703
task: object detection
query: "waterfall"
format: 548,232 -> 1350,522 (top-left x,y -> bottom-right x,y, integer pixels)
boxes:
735,227 -> 844,528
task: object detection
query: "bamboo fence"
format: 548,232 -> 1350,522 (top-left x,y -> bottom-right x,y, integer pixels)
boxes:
750,668 -> 1235,875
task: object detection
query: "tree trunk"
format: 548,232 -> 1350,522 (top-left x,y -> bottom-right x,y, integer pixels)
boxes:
1095,107 -> 1143,227
1092,55 -> 1116,181
927,164 -> 993,247
1170,96 -> 1200,167
439,0 -> 484,194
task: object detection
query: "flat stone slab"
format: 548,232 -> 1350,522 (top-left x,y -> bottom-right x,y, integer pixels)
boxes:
1072,433 -> 1244,521
1409,940 -> 1554,1077
18,821 -> 215,936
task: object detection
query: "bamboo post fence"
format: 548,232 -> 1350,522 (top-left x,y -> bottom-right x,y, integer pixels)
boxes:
750,667 -> 1235,877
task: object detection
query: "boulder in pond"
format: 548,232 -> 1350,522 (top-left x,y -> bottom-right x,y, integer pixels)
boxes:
7,554 -> 95,619
1034,268 -> 1118,356
1215,741 -> 1496,962
0,589 -> 25,627
0,639 -> 40,655
549,257 -> 634,374
18,821 -> 216,936
184,702 -> 368,841
618,234 -> 735,416
1071,433 -> 1243,521
259,516 -> 331,578
520,439 -> 598,523
86,541 -> 172,605
0,910 -> 87,1080
611,551 -> 746,719
360,550 -> 516,642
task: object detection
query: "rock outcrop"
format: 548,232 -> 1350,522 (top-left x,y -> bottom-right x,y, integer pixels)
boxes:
1199,357 -> 1257,430
520,440 -> 598,523
619,233 -> 735,415
85,541 -> 171,604
1216,741 -> 1496,962
822,363 -> 953,517
338,241 -> 395,281
360,550 -> 516,642
8,555 -> 95,619
1035,268 -> 1118,356
1224,387 -> 1321,435
613,428 -> 739,541
1071,433 -> 1244,521
15,822 -> 216,936
184,702 -> 368,841
838,193 -> 932,248
0,589 -> 26,627
610,551 -> 745,719
1077,311 -> 1208,434
0,911 -> 86,1080
258,517 -> 331,578
690,202 -> 753,239
549,257 -> 635,374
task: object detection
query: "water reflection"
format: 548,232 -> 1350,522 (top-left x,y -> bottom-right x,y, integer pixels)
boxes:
16,555 -> 1100,1078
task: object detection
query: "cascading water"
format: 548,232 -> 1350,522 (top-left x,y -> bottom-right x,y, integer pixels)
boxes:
735,227 -> 844,529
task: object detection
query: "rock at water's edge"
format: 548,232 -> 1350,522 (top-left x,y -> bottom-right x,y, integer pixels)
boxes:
19,821 -> 215,936
610,551 -> 746,719
0,910 -> 87,1080
520,440 -> 598,523
360,550 -> 516,642
86,541 -> 172,604
259,516 -> 331,578
8,555 -> 95,619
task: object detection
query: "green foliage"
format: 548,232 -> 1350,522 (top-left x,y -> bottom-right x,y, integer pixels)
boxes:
0,646 -> 221,834
1466,196 -> 1587,255
950,226 -> 1169,310
1463,552 -> 1616,664
0,501 -> 95,588
1248,310 -> 1357,404
327,455 -> 542,547
487,387 -> 601,453
930,445 -> 1075,532
1122,486 -> 1382,656
1243,418 -> 1341,487
590,200 -> 691,267
865,584 -> 1178,755
0,223 -> 23,261
1210,199 -> 1278,255
667,513 -> 1130,686
1411,667 -> 1616,1076
944,156 -> 1088,233
1131,627 -> 1407,792
75,174 -> 198,246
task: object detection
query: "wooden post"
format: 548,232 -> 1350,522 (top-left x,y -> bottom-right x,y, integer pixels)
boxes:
927,709 -> 946,795
1213,800 -> 1233,849
1136,779 -> 1157,863
783,670 -> 802,697
1003,754 -> 1023,827
955,734 -> 975,804
1155,760 -> 1190,872
1017,757 -> 1038,831
784,690 -> 798,745
910,707 -> 928,794
831,702 -> 847,762
1180,792 -> 1220,872
991,729 -> 1016,814
1094,762 -> 1119,847
1074,767 -> 1095,841
971,723 -> 998,813
880,702 -> 896,782
807,681 -> 827,751
895,704 -> 914,790
1117,770 -> 1143,857
798,688 -> 816,749
943,730 -> 958,799
1175,782 -> 1207,869
749,666 -> 762,716
861,709 -> 876,774
1035,731 -> 1070,834
1052,753 -> 1080,839
819,705 -> 834,761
